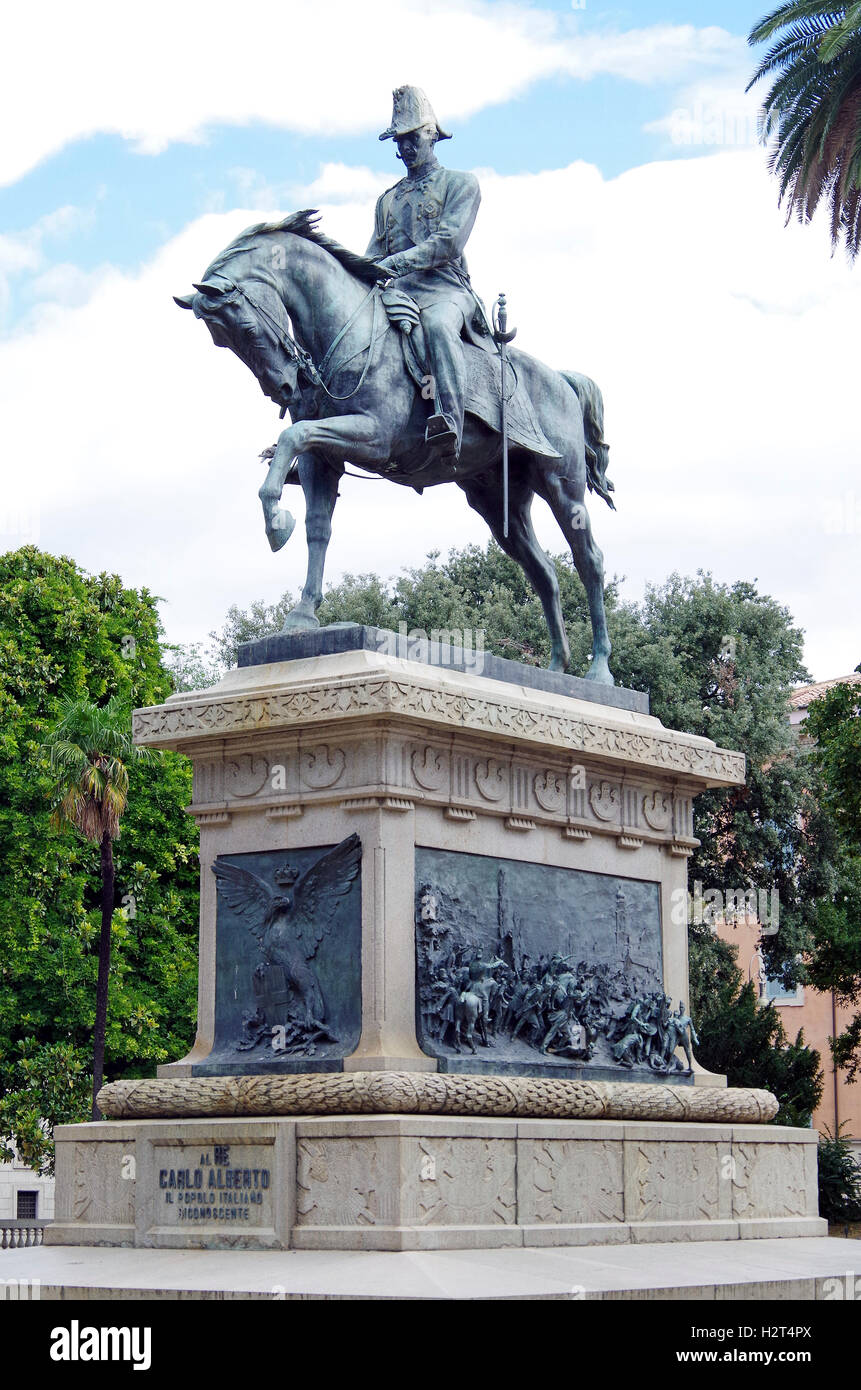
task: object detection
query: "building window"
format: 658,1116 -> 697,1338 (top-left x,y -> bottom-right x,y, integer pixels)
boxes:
16,1190 -> 38,1220
762,974 -> 804,1006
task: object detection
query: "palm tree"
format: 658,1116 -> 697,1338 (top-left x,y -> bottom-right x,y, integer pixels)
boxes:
748,3 -> 861,257
44,696 -> 154,1119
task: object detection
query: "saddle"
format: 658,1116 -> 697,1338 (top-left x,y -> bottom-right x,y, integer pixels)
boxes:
383,288 -> 561,461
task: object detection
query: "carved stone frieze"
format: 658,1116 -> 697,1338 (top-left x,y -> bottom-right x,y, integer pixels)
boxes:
643,790 -> 672,832
225,753 -> 269,798
296,1138 -> 386,1227
182,725 -> 717,850
70,1142 -> 134,1226
474,757 -> 508,802
524,1138 -> 624,1225
731,1142 -> 807,1219
589,780 -> 621,822
411,744 -> 447,792
404,1137 -> 517,1226
193,761 -> 223,804
632,1141 -> 721,1223
300,744 -> 346,789
533,770 -> 565,813
133,670 -> 746,789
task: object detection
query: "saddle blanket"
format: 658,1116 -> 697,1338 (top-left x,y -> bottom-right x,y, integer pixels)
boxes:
403,329 -> 562,461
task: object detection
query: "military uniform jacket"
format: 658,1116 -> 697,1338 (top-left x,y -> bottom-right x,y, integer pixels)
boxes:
366,159 -> 480,313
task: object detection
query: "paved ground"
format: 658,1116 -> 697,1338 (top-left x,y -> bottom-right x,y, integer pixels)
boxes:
3,1237 -> 860,1299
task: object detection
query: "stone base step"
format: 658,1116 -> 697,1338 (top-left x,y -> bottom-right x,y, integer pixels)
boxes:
3,1237 -> 858,1300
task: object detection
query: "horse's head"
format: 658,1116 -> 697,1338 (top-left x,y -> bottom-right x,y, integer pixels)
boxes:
176,213 -> 386,412
174,269 -> 305,411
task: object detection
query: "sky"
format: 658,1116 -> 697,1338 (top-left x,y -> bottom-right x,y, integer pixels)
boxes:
1,0 -> 858,683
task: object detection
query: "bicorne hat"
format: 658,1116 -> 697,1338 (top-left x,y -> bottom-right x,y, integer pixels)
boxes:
379,85 -> 452,142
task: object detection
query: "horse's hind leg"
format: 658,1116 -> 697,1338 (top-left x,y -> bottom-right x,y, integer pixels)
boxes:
460,470 -> 570,671
537,469 -> 613,685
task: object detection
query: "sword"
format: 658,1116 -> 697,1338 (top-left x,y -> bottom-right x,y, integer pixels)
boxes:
492,292 -> 517,538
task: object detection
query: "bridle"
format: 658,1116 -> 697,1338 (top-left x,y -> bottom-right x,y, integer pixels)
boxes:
207,276 -> 387,411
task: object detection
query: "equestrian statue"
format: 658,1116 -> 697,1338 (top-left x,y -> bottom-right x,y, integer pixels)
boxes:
175,86 -> 616,681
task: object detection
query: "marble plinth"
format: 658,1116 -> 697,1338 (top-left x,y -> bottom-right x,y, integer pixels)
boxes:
46,1114 -> 824,1253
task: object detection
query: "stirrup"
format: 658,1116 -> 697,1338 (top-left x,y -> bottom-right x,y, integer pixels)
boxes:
425,412 -> 459,458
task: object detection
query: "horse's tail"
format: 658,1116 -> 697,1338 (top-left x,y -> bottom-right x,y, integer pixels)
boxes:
561,370 -> 615,510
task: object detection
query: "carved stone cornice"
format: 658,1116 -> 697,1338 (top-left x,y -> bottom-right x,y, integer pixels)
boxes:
133,658 -> 745,792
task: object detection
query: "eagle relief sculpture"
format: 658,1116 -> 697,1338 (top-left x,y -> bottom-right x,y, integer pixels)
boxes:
211,833 -> 361,1057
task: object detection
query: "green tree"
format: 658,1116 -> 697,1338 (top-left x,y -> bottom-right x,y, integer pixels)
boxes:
803,672 -> 861,1076
43,696 -> 155,1119
608,572 -> 829,989
689,924 -> 823,1125
817,1124 -> 861,1223
211,554 -> 821,982
748,2 -> 861,257
0,548 -> 199,1172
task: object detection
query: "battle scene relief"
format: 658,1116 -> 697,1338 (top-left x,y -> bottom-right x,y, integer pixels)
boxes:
416,847 -> 696,1081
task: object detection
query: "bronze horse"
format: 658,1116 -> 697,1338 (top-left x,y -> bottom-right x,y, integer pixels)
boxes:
176,211 -> 615,681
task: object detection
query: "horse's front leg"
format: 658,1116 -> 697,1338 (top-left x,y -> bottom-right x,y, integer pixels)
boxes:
280,452 -> 341,631
261,414 -> 390,632
258,413 -> 387,552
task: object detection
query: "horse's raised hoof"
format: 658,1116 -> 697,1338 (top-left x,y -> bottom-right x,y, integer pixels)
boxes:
280,606 -> 320,633
265,509 -> 296,553
584,655 -> 614,686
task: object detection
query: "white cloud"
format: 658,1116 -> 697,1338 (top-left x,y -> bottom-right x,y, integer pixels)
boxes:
226,163 -> 393,215
645,72 -> 763,152
0,205 -> 95,327
27,263 -> 111,311
2,1 -> 746,186
2,149 -> 858,683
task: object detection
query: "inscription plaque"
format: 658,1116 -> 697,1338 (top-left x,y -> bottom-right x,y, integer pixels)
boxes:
152,1143 -> 273,1228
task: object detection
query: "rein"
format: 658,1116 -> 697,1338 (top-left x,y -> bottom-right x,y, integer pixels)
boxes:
228,278 -> 386,405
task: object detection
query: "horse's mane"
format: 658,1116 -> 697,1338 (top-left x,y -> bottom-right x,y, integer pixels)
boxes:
203,210 -> 383,286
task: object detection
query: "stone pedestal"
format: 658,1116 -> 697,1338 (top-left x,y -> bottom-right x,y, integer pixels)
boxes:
127,628 -> 745,1084
47,1114 -> 825,1252
52,629 -> 821,1258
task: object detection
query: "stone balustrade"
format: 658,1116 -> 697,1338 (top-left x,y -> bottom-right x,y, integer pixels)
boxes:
0,1219 -> 46,1248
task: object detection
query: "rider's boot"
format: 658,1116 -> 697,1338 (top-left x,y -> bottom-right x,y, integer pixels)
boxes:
422,318 -> 466,460
425,411 -> 459,459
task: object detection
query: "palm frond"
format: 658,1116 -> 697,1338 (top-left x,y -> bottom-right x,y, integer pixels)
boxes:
43,694 -> 155,843
818,3 -> 861,60
749,1 -> 861,256
751,4 -> 848,48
